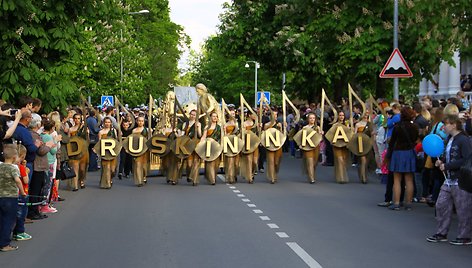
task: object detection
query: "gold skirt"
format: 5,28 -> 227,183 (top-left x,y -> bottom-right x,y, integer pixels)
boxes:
224,155 -> 237,183
266,148 -> 282,183
303,146 -> 320,182
333,146 -> 349,183
205,158 -> 221,185
68,150 -> 89,190
100,158 -> 117,189
133,153 -> 149,186
166,152 -> 182,184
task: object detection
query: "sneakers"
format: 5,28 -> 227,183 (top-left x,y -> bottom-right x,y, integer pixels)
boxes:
449,238 -> 472,246
377,201 -> 392,207
388,204 -> 400,210
259,168 -> 265,173
13,232 -> 32,241
426,234 -> 448,243
40,205 -> 57,214
0,245 -> 18,252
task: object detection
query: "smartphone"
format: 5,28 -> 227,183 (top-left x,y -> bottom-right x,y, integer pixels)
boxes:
9,109 -> 18,116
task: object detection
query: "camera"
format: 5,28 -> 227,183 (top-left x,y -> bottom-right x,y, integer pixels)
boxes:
9,109 -> 18,116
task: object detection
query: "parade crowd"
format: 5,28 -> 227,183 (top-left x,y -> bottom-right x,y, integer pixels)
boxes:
1,86 -> 472,252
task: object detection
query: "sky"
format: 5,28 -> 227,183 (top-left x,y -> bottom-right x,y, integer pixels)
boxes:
168,0 -> 227,70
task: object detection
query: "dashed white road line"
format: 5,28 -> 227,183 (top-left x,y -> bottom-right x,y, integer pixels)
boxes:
276,232 -> 289,238
259,216 -> 271,221
286,242 -> 323,268
216,174 -> 323,268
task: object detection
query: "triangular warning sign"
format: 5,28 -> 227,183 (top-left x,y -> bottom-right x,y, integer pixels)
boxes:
379,48 -> 413,78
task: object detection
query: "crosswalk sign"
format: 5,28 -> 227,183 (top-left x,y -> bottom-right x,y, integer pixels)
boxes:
101,96 -> 114,107
257,91 -> 270,105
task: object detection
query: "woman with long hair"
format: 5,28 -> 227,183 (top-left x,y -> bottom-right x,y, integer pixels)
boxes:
131,116 -> 149,187
386,107 -> 419,210
427,114 -> 472,245
302,113 -> 321,184
331,111 -> 350,184
200,112 -> 222,185
68,113 -> 89,191
223,107 -> 239,184
98,117 -> 118,189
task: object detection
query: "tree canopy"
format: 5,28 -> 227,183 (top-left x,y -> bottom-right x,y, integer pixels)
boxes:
189,0 -> 472,104
0,0 -> 187,112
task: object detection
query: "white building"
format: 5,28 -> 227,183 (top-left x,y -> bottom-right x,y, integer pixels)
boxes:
418,51 -> 472,99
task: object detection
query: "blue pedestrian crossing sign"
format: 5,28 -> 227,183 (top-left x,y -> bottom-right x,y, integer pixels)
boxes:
257,91 -> 270,105
101,96 -> 114,107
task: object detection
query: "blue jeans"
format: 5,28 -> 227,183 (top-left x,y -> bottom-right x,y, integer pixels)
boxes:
289,140 -> 296,157
0,197 -> 18,247
13,196 -> 28,234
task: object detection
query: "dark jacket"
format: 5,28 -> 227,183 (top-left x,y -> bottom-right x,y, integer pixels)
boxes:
443,132 -> 472,181
388,121 -> 419,151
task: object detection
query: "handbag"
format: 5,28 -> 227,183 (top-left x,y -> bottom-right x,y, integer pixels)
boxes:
57,161 -> 76,180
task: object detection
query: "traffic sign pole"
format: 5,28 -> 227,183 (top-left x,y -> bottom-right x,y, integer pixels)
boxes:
393,0 -> 399,100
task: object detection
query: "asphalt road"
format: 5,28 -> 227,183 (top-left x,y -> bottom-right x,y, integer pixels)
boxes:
1,153 -> 471,268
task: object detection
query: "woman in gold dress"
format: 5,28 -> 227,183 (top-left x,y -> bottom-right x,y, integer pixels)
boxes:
223,107 -> 239,184
240,111 -> 258,183
354,112 -> 372,183
182,109 -> 201,185
131,116 -> 149,187
68,113 -> 89,191
302,113 -> 321,184
200,112 -> 222,185
332,111 -> 350,184
263,108 -> 283,184
98,117 -> 118,189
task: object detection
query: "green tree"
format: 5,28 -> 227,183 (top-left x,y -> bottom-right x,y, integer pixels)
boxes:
214,0 -> 471,102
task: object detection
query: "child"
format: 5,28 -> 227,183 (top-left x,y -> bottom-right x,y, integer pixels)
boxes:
12,144 -> 32,241
0,145 -> 26,252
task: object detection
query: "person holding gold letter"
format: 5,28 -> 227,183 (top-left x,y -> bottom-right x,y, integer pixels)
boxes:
326,111 -> 352,184
240,104 -> 260,184
131,116 -> 149,187
262,107 -> 284,184
294,112 -> 323,184
68,112 -> 89,191
181,107 -> 202,185
199,112 -> 222,185
223,103 -> 240,184
97,117 -> 118,189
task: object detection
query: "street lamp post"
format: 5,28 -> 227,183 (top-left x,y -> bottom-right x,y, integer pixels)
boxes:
121,9 -> 150,90
245,61 -> 259,107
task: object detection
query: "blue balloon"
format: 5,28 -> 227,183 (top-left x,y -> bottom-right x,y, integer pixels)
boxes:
423,134 -> 444,157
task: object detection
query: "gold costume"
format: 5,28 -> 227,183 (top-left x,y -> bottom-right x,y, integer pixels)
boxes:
240,125 -> 257,183
356,123 -> 372,184
204,128 -> 221,185
302,126 -> 321,183
182,123 -> 200,185
266,147 -> 282,184
333,146 -> 350,184
99,131 -> 117,189
69,128 -> 89,190
223,125 -> 238,184
132,128 -> 149,186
